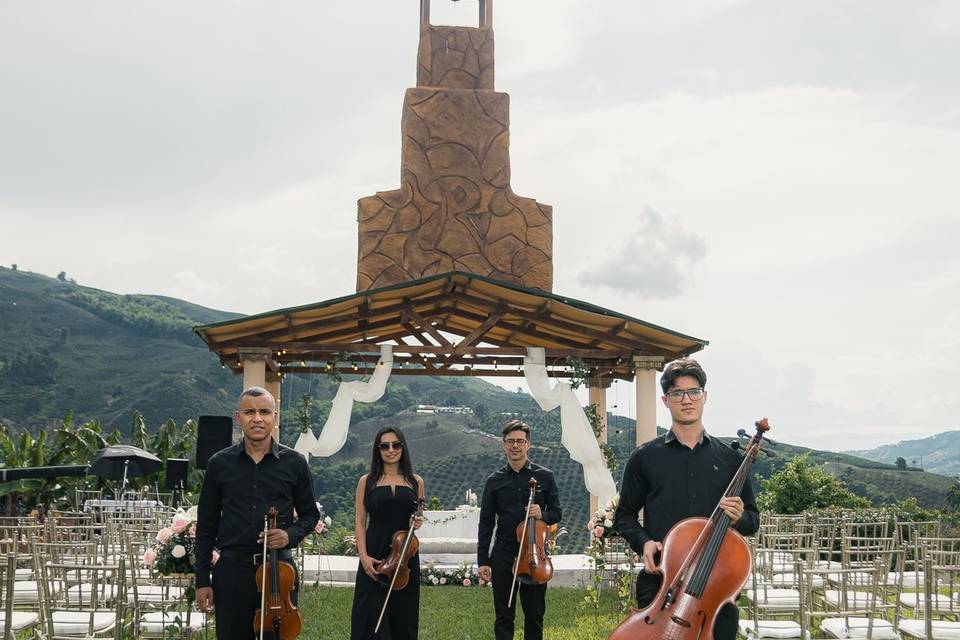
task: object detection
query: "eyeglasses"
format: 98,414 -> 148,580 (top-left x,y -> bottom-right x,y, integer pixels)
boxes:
503,438 -> 529,447
666,388 -> 705,402
378,441 -> 403,451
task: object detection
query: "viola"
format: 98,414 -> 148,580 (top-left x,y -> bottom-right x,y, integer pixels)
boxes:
508,478 -> 553,607
607,418 -> 770,640
253,507 -> 302,640
374,497 -> 425,634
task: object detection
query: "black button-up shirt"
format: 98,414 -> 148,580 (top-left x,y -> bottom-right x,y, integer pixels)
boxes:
477,460 -> 562,567
614,429 -> 759,556
194,439 -> 320,588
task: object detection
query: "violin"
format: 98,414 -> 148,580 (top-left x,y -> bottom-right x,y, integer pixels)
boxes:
607,418 -> 770,640
254,507 -> 302,640
508,478 -> 553,607
375,497 -> 424,591
374,497 -> 425,634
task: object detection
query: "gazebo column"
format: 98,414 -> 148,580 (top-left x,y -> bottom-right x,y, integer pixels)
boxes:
238,347 -> 274,391
588,376 -> 612,516
265,372 -> 282,435
634,356 -> 664,446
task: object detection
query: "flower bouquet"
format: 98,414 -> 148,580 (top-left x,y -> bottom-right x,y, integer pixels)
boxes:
587,495 -> 619,544
144,505 -> 213,576
421,561 -> 489,587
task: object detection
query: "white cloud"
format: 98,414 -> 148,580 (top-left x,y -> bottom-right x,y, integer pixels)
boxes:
3,1 -> 960,449
578,206 -> 706,298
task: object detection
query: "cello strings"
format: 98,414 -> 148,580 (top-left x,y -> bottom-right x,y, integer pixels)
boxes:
685,438 -> 761,596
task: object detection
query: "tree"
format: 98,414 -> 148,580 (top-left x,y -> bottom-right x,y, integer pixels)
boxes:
896,456 -> 907,471
10,264 -> 16,271
757,453 -> 871,513
57,271 -> 67,282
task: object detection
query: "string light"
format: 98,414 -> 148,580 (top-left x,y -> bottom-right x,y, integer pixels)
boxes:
300,360 -> 306,367
352,362 -> 358,371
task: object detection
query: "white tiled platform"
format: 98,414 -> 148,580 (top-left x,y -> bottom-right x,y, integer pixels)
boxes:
301,554 -> 596,588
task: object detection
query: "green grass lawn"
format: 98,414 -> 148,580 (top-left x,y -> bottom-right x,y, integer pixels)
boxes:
298,585 -> 623,639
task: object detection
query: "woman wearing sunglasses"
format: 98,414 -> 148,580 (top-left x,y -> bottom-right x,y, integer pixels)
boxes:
350,427 -> 425,639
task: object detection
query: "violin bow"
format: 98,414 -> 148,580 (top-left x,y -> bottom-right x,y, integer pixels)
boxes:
508,478 -> 537,608
258,514 -> 269,640
374,498 -> 423,634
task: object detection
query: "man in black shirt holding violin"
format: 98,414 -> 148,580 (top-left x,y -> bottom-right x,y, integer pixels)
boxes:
478,420 -> 562,640
614,358 -> 759,640
194,387 -> 320,640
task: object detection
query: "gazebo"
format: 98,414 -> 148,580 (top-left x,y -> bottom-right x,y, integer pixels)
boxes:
194,0 -> 707,511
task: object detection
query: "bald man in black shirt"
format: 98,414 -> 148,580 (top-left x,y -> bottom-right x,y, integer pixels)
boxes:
194,387 -> 320,640
614,359 -> 759,640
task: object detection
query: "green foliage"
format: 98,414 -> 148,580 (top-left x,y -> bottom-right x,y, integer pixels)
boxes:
59,289 -> 196,341
566,356 -> 591,390
0,349 -> 58,386
297,394 -> 314,434
584,403 -> 617,474
426,495 -> 444,510
0,411 -> 200,511
896,456 -> 907,470
757,453 -> 871,513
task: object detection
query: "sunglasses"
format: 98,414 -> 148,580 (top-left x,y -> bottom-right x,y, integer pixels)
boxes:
378,441 -> 403,451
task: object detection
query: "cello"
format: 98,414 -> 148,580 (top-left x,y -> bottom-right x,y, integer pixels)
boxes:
507,478 -> 553,607
254,507 -> 302,640
607,418 -> 770,640
374,497 -> 425,634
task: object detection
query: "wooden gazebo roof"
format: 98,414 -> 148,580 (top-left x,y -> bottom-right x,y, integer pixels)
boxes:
194,272 -> 708,381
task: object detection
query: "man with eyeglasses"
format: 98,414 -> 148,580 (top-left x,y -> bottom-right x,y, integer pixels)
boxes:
613,358 -> 759,640
477,419 -> 562,640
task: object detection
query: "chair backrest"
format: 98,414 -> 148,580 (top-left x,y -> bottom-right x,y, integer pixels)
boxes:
38,558 -> 126,637
1,553 -> 14,640
922,557 -> 960,639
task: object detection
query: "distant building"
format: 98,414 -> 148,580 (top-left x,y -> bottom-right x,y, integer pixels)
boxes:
416,404 -> 474,415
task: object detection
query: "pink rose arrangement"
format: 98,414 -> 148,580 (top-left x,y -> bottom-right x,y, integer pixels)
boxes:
586,494 -> 619,543
145,506 -> 205,575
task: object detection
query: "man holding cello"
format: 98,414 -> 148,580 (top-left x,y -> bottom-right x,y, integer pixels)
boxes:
614,358 -> 759,640
194,387 -> 320,639
478,419 -> 562,640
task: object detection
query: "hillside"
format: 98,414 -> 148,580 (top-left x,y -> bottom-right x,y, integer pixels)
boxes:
848,431 -> 960,477
3,265 -> 959,554
0,267 -> 241,430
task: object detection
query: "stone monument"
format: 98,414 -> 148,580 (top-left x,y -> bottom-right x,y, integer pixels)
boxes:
357,0 -> 553,292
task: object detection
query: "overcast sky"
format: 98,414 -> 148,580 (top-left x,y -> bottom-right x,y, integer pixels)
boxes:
3,1 -> 958,451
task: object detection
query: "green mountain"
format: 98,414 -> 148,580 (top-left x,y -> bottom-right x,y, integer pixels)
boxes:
2,265 -> 958,554
848,431 -> 960,477
0,266 -> 241,430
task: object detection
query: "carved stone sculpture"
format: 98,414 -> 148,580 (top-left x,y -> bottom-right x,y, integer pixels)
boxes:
357,4 -> 553,292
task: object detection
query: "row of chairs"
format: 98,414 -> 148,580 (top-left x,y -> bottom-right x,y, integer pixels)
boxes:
741,513 -> 960,639
1,510 -> 209,639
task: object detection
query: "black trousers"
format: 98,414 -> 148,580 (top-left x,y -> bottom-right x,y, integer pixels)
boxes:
211,554 -> 299,640
635,570 -> 738,640
491,558 -> 546,640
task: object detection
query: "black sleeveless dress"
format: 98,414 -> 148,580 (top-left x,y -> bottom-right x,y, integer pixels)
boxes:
350,484 -> 421,640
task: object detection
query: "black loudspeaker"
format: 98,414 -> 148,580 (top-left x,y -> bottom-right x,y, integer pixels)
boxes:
165,458 -> 190,490
196,415 -> 234,469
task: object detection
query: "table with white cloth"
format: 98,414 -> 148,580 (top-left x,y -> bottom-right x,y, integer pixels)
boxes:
82,498 -> 163,516
418,506 -> 479,555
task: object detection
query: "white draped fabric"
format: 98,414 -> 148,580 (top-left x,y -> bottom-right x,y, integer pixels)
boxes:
294,344 -> 394,459
523,347 -> 617,504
